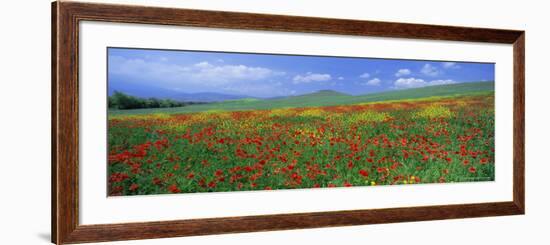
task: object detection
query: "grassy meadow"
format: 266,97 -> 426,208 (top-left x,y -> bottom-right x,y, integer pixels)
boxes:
107,82 -> 495,196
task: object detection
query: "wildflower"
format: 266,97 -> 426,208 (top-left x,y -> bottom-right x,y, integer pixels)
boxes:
168,184 -> 180,193
152,177 -> 162,185
480,158 -> 489,164
109,173 -> 129,183
208,181 -> 217,188
347,161 -> 354,169
129,183 -> 139,191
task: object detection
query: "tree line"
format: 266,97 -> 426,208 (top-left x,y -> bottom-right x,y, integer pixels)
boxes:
108,91 -> 205,110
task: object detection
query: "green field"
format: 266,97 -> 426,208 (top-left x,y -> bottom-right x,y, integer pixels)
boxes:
107,81 -> 495,195
109,81 -> 494,116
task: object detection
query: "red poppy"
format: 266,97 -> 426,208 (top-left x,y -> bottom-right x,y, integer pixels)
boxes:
208,181 -> 217,188
110,186 -> 123,195
109,173 -> 129,183
129,183 -> 139,191
168,184 -> 180,193
358,169 -> 369,177
369,150 -> 375,157
469,167 -> 477,173
347,161 -> 354,169
463,159 -> 470,165
152,177 -> 162,185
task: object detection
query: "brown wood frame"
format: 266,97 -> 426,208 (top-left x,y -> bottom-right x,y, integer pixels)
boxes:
52,1 -> 525,244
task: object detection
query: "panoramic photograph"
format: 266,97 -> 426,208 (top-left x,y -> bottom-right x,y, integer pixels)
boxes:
107,47 -> 495,196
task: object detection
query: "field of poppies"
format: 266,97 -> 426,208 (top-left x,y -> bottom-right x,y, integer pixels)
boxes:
107,93 -> 495,196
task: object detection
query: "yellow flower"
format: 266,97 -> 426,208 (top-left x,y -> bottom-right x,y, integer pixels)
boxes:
370,181 -> 376,186
403,180 -> 408,184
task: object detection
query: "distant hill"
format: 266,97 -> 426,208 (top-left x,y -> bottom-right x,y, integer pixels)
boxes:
109,81 -> 254,102
292,89 -> 350,97
347,81 -> 495,104
110,81 -> 494,115
170,92 -> 253,102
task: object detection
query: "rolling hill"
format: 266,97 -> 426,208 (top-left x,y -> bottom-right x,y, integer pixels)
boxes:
109,81 -> 494,115
109,80 -> 253,102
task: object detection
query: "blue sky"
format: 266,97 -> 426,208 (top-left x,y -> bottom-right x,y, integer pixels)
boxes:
108,47 -> 495,98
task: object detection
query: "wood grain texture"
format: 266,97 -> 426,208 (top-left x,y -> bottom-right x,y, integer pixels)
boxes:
513,33 -> 525,213
60,1 -> 523,43
51,1 -> 525,244
53,1 -> 80,244
51,2 -> 58,243
64,202 -> 521,244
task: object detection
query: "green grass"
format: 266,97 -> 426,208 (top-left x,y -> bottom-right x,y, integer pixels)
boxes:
107,94 -> 495,195
109,81 -> 494,116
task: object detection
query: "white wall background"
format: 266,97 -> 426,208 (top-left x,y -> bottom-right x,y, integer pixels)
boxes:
0,0 -> 547,244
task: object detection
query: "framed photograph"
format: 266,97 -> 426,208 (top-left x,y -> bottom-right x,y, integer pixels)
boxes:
52,1 -> 525,244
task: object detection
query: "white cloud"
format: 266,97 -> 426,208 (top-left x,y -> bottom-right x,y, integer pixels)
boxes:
363,78 -> 381,86
222,82 -> 290,97
338,76 -> 344,80
193,61 -> 213,69
442,62 -> 460,69
395,68 -> 411,77
359,73 -> 371,79
191,62 -> 279,82
394,78 -> 427,89
420,64 -> 441,76
429,79 -> 456,86
394,77 -> 455,89
292,72 -> 332,84
109,56 -> 284,86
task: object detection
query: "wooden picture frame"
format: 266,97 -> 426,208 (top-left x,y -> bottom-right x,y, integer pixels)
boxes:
52,1 -> 525,244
